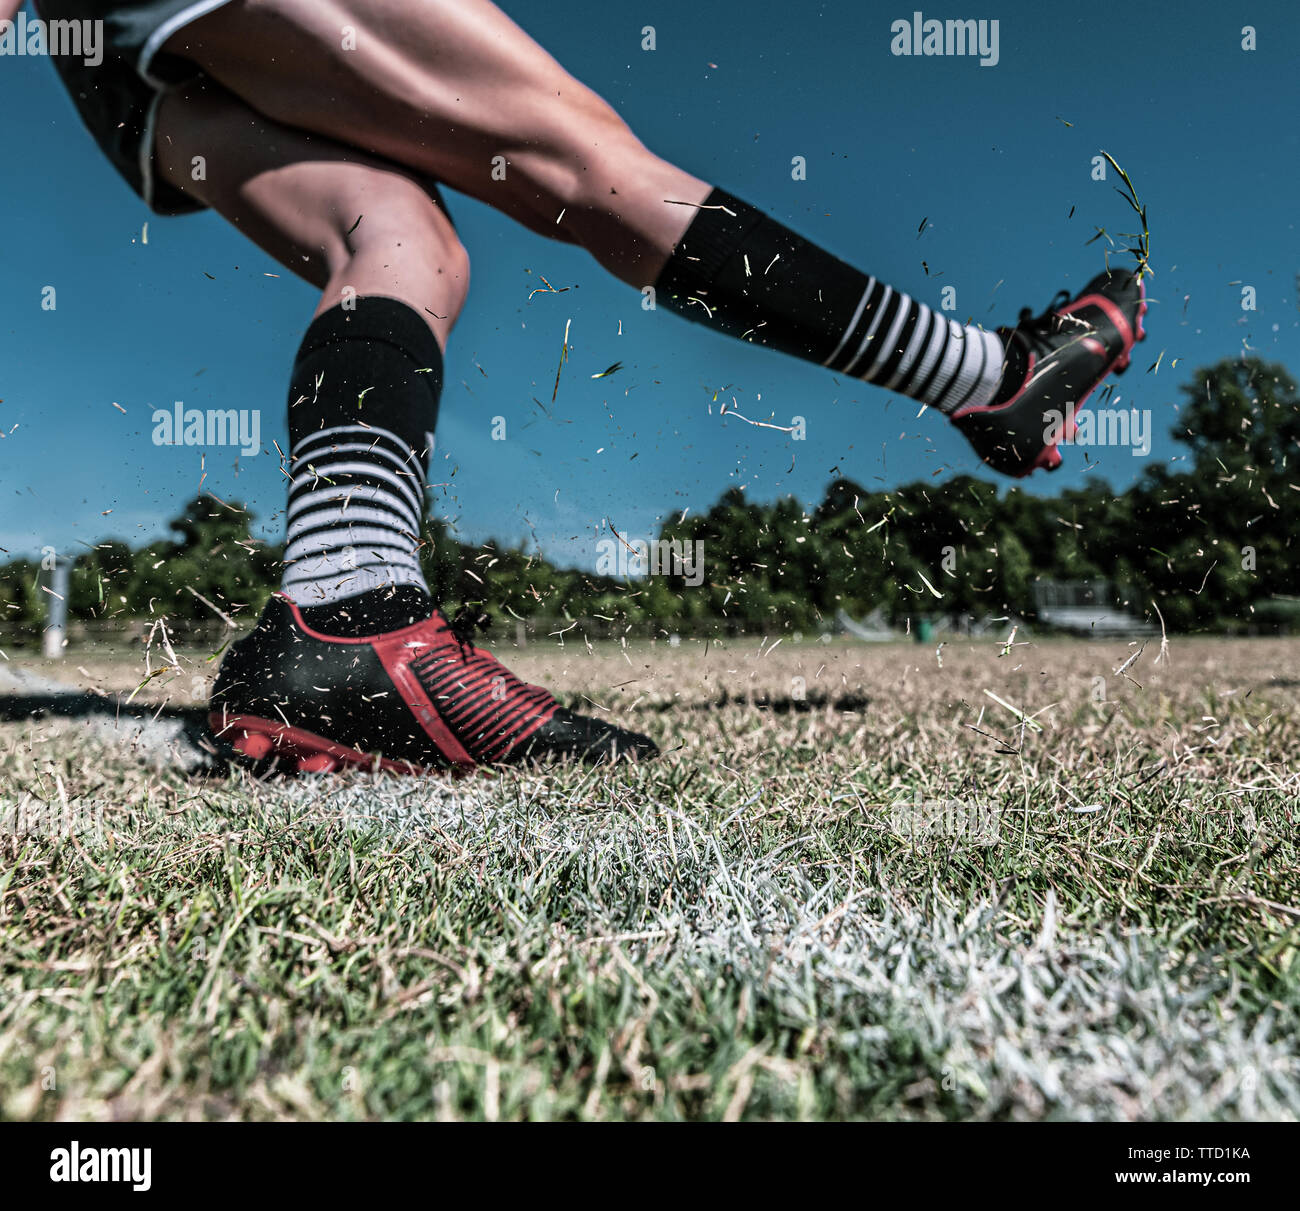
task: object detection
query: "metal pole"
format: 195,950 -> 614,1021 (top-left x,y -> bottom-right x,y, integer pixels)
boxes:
42,557 -> 71,659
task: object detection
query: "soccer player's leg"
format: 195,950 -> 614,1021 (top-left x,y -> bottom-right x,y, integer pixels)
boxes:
154,79 -> 659,771
159,0 -> 711,284
164,0 -> 1146,479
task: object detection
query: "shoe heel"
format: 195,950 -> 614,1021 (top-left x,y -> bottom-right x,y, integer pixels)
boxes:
1025,444 -> 1063,476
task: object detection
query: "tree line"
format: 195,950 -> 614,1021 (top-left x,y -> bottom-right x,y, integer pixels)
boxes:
2,357 -> 1296,638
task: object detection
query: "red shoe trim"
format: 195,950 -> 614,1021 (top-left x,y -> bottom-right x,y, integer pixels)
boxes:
371,633 -> 478,768
276,592 -> 446,645
209,712 -> 451,776
479,705 -> 555,763
1060,291 -> 1135,350
951,350 -> 1037,419
445,683 -> 556,743
269,593 -> 477,767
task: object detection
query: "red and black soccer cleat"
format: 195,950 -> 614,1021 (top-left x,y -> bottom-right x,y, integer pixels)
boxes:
208,593 -> 659,774
952,267 -> 1147,477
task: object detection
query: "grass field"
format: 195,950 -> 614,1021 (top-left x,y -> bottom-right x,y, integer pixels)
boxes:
1,632 -> 1298,1121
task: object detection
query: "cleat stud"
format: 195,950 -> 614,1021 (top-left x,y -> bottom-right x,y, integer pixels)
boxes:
297,753 -> 338,774
234,731 -> 274,760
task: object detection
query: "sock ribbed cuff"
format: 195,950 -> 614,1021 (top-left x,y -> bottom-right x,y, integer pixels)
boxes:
297,296 -> 443,376
298,584 -> 431,636
291,297 -> 443,444
658,188 -> 766,289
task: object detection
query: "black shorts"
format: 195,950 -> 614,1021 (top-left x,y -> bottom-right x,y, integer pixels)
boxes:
32,0 -> 235,215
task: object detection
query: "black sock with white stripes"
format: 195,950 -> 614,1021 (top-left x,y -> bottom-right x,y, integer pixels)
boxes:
280,297 -> 440,629
655,187 -> 1005,413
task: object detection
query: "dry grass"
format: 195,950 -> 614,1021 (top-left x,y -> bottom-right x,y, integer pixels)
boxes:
1,632 -> 1297,1120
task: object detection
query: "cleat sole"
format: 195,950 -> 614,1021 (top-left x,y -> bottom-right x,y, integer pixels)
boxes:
210,713 -> 474,778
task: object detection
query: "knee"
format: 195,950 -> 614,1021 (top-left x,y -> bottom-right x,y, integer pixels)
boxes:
328,174 -> 471,317
555,121 -> 668,224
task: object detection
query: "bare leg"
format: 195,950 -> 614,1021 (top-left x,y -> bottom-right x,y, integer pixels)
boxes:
161,0 -> 711,285
153,76 -> 471,347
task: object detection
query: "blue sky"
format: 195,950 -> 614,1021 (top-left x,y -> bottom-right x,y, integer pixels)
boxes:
1,0 -> 1296,570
